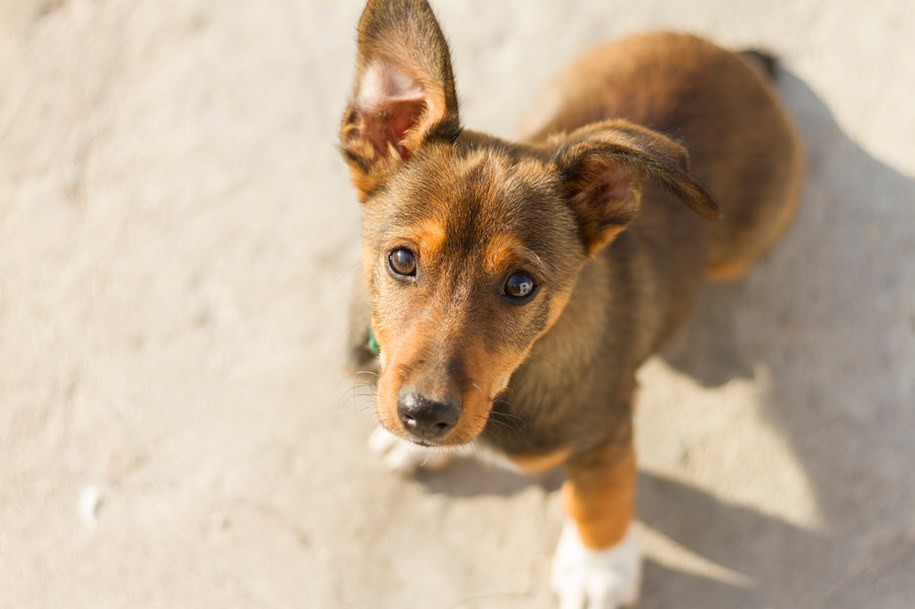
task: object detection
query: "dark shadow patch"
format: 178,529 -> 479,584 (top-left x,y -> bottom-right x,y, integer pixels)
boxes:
661,279 -> 754,387
417,455 -> 564,498
647,70 -> 915,608
640,559 -> 758,609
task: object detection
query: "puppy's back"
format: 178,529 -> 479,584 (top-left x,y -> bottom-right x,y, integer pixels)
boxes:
522,32 -> 803,278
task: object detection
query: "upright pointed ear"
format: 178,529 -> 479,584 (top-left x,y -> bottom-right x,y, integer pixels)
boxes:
552,120 -> 721,256
339,0 -> 461,200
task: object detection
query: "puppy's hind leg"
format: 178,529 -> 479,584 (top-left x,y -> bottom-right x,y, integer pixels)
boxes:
552,437 -> 641,609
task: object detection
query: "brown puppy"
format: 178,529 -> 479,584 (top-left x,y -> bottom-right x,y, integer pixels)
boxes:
339,1 -> 803,607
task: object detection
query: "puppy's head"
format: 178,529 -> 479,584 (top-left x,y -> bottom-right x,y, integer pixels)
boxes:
340,0 -> 719,446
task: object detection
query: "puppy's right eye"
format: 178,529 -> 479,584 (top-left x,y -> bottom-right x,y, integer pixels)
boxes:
388,248 -> 417,278
503,272 -> 536,301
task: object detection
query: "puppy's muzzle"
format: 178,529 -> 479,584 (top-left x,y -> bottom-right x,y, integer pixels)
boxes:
396,391 -> 461,443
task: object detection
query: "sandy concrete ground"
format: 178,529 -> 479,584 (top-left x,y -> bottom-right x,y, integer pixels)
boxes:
1,0 -> 913,607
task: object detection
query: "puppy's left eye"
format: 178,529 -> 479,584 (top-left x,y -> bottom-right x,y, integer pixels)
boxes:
388,248 -> 417,277
504,272 -> 536,300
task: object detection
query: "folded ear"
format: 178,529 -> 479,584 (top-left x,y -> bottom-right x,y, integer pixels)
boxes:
552,120 -> 721,256
340,0 -> 461,200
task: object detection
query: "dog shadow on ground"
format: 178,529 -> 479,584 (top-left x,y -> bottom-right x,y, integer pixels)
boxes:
639,71 -> 915,609
416,71 -> 915,608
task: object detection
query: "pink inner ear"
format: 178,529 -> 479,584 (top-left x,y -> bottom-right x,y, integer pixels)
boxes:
583,166 -> 634,219
594,173 -> 632,206
356,60 -> 428,161
362,100 -> 425,161
569,163 -> 640,255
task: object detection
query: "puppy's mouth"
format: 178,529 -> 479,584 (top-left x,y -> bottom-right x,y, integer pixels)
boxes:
392,423 -> 469,448
382,419 -> 465,448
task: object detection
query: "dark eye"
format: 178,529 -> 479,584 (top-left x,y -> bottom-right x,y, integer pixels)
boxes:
388,248 -> 417,277
504,272 -> 536,301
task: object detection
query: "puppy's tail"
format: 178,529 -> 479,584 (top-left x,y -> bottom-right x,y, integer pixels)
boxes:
740,49 -> 779,81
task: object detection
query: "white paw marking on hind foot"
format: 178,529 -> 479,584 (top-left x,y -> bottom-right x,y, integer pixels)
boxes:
368,426 -> 455,475
551,520 -> 642,609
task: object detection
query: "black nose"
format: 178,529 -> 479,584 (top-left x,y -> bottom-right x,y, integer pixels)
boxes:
397,392 -> 461,440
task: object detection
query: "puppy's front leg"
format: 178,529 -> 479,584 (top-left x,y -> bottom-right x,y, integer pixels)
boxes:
552,438 -> 640,609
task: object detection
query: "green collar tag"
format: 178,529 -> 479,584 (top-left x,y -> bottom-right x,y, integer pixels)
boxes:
367,326 -> 380,356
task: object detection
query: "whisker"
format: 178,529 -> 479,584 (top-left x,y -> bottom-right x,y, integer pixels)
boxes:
334,367 -> 381,415
337,376 -> 379,416
486,414 -> 527,444
351,370 -> 379,378
523,352 -> 575,386
330,259 -> 366,293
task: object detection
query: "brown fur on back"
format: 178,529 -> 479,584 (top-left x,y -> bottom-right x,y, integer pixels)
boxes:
522,32 -> 804,279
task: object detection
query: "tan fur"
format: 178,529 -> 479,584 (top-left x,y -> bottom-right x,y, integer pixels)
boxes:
482,233 -> 542,277
563,439 -> 636,549
509,449 -> 572,474
415,218 -> 448,260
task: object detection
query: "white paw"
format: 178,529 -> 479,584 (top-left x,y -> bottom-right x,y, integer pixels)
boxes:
551,520 -> 641,609
368,426 -> 455,475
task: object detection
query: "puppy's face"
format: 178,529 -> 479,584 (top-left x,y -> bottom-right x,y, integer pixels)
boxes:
362,140 -> 584,445
340,0 -> 719,446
